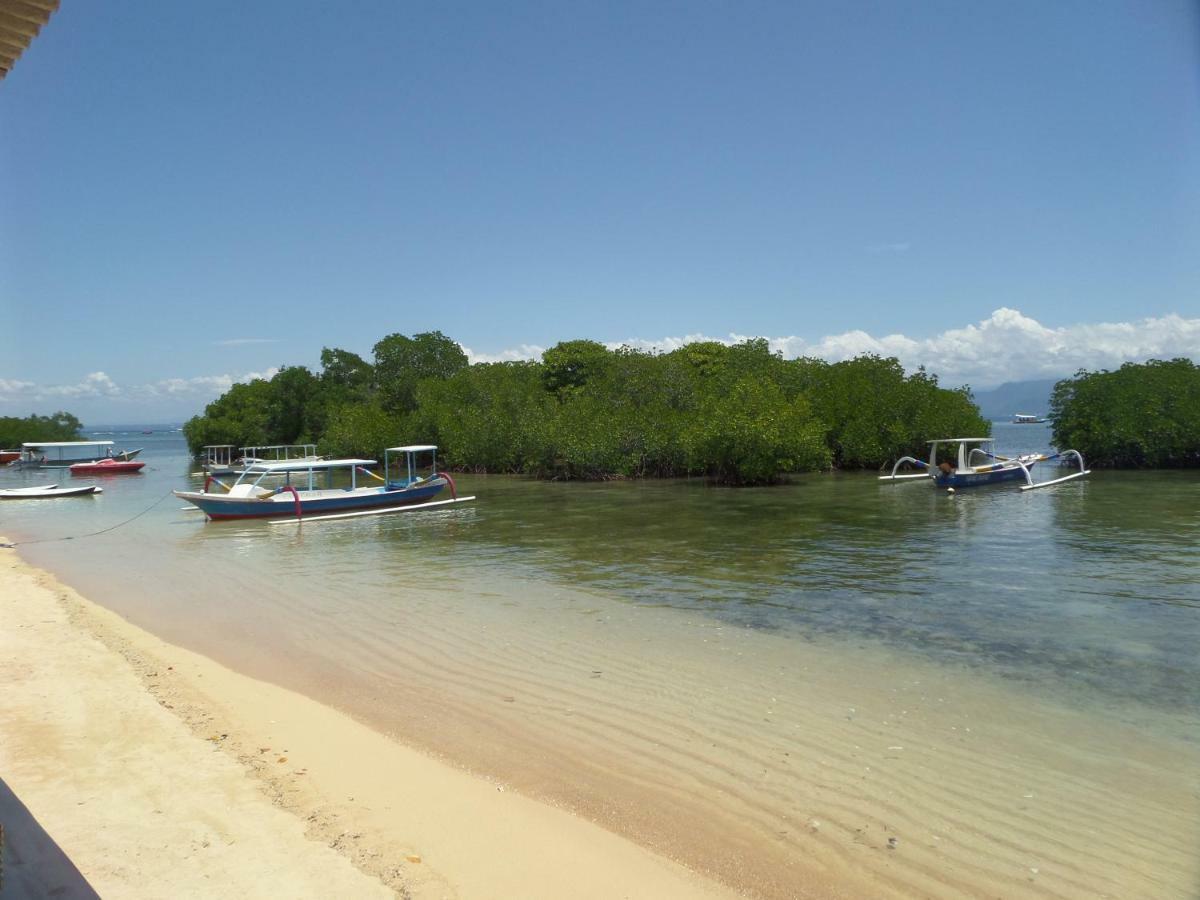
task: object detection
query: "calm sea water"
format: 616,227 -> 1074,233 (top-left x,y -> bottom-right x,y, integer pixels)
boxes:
6,423 -> 1198,895
3,423 -> 1197,720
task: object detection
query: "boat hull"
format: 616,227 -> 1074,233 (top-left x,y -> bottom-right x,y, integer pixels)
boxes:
175,479 -> 448,520
0,485 -> 102,498
70,460 -> 146,475
934,465 -> 1031,488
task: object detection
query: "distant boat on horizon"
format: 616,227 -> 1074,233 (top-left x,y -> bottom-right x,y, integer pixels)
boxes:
1012,413 -> 1048,424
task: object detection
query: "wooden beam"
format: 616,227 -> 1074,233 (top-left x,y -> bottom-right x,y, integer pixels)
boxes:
0,0 -> 58,81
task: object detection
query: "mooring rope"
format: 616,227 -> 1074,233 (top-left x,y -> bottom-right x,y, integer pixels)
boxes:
0,485 -> 177,548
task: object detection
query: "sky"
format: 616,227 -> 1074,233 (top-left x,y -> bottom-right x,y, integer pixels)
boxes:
1,1 -> 1197,424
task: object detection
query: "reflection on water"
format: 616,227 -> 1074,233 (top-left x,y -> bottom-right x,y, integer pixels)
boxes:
5,424 -> 1199,721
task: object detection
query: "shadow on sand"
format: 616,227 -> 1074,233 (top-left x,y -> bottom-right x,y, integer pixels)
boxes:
0,776 -> 98,898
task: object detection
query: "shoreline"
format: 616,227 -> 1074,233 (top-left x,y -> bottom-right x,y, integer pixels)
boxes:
0,543 -> 739,899
5,522 -> 1199,899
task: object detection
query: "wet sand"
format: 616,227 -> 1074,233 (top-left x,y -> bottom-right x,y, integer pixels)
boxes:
7,535 -> 1200,898
0,544 -> 738,899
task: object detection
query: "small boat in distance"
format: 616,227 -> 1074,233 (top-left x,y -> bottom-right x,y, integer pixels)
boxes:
175,445 -> 473,521
0,484 -> 103,499
70,459 -> 146,475
880,437 -> 1089,491
13,440 -> 141,468
1012,414 -> 1047,424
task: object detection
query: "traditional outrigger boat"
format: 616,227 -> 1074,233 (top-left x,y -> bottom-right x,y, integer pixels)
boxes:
199,444 -> 240,475
175,445 -> 474,521
240,443 -> 321,466
880,437 -> 1090,491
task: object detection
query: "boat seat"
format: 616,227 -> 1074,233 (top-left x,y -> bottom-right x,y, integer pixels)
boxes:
227,483 -> 272,499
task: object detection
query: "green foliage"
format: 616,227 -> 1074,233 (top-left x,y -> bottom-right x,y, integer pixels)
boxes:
0,411 -> 85,448
682,378 -> 830,484
373,330 -> 468,413
796,355 -> 990,468
265,365 -> 321,444
183,379 -> 273,451
416,362 -> 552,472
182,331 -> 990,483
541,340 -> 612,396
318,401 -> 407,460
1051,359 -> 1200,467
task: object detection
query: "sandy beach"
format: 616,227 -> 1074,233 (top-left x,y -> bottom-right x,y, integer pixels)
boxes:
4,522 -> 1199,899
0,543 -> 738,899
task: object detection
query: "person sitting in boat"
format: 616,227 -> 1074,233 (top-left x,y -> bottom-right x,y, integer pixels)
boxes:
938,461 -> 955,475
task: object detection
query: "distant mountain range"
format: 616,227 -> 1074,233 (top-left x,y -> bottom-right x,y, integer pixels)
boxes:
969,379 -> 1060,421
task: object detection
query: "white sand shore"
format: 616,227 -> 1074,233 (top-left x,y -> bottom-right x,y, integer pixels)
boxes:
0,544 -> 739,899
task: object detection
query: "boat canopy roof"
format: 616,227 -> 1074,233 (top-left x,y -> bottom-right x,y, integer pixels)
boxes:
243,457 -> 376,474
926,437 -> 992,444
203,444 -> 237,449
23,440 -> 114,448
387,445 -> 438,453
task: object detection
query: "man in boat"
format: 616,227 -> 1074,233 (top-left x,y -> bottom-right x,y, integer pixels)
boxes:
938,460 -> 955,476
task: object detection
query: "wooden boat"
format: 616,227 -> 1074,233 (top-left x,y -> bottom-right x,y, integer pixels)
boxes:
70,459 -> 146,475
13,440 -> 140,468
0,449 -> 20,465
199,444 -> 240,475
175,445 -> 472,521
0,484 -> 103,499
880,437 -> 1090,491
240,443 -> 321,466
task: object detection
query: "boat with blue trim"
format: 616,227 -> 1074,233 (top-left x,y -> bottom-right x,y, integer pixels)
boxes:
880,437 -> 1090,491
175,445 -> 463,520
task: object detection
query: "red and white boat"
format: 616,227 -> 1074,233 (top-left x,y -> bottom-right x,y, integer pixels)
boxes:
69,458 -> 145,475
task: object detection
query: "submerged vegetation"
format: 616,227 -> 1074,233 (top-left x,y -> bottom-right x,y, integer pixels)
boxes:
0,411 -> 85,448
1051,359 -> 1200,467
184,332 -> 988,484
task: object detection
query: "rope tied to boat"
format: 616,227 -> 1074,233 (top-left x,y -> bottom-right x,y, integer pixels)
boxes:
0,486 -> 177,547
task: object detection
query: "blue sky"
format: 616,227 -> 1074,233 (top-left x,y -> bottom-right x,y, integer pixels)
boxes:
1,1 -> 1197,422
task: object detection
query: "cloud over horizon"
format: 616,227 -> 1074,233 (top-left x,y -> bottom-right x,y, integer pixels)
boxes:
2,309 -> 1196,421
0,368 -> 280,418
465,309 -> 1200,389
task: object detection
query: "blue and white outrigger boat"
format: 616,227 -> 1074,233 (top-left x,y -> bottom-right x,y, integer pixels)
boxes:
880,437 -> 1090,491
175,445 -> 473,521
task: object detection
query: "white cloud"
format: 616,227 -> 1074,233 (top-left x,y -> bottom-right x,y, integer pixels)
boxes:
461,343 -> 548,364
40,371 -> 122,398
463,309 -> 1200,388
0,368 -> 280,410
0,378 -> 36,397
3,310 -> 1196,418
139,368 -> 280,398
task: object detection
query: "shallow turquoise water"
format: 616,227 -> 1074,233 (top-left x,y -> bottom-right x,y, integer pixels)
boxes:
4,422 -> 1195,720
4,422 -> 1198,720
6,423 -> 1198,897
